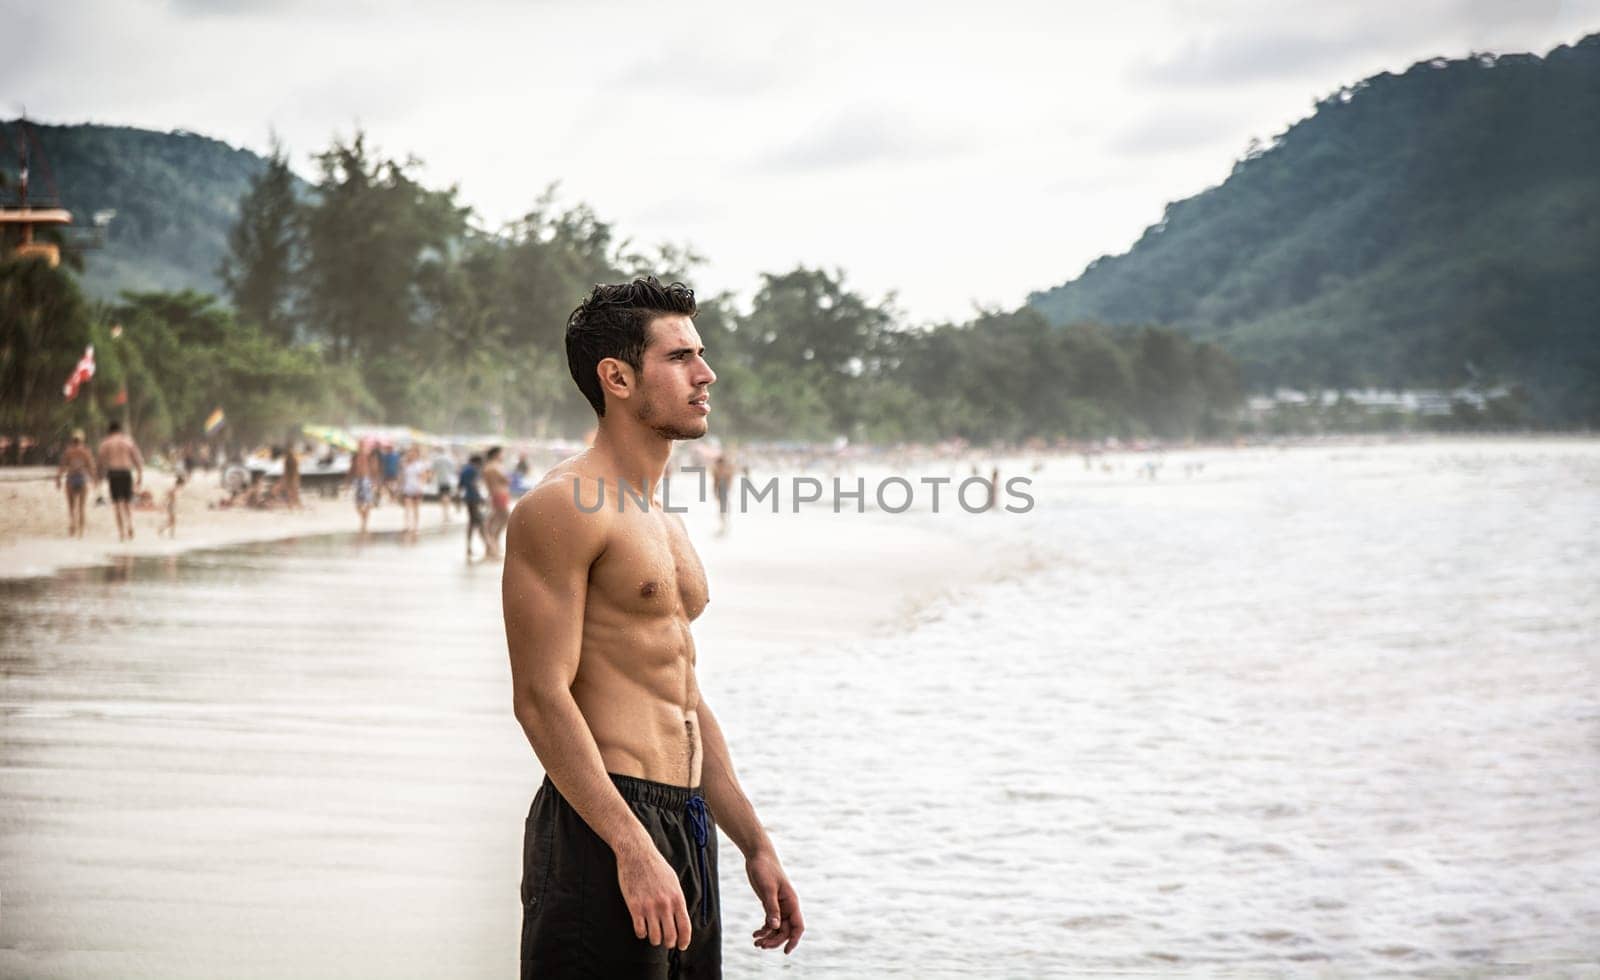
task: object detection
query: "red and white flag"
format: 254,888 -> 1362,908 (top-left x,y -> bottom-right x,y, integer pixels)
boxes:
63,345 -> 95,401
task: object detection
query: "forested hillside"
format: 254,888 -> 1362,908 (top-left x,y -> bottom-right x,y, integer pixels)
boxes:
0,120 -> 291,299
1028,34 -> 1600,425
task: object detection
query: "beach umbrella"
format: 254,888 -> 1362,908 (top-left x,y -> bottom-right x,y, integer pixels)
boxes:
301,424 -> 358,451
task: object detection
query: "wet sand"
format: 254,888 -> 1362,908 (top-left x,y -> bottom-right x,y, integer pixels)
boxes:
0,491 -> 1002,979
3,440 -> 1596,976
0,469 -> 428,580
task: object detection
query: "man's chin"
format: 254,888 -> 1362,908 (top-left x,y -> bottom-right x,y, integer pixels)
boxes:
653,420 -> 709,441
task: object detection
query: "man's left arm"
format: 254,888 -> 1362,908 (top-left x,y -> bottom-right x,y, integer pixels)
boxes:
697,697 -> 805,954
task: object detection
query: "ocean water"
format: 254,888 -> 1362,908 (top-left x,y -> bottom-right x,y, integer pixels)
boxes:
2,439 -> 1597,977
724,439 -> 1600,976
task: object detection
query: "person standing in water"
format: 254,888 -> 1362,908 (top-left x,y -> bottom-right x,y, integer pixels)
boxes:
505,278 -> 803,978
56,429 -> 96,537
96,421 -> 144,541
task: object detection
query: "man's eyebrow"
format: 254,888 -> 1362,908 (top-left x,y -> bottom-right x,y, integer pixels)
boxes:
663,346 -> 705,357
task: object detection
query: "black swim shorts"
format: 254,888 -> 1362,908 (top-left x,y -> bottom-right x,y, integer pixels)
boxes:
521,773 -> 721,979
107,469 -> 134,503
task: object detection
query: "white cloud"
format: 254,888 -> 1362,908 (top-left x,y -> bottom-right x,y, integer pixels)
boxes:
744,108 -> 967,175
1107,109 -> 1246,156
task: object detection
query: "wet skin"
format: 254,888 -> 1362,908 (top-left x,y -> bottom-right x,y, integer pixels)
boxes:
505,314 -> 804,955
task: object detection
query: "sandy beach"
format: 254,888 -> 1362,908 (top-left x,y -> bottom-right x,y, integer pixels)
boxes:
0,468 -> 419,580
0,458 -> 1021,980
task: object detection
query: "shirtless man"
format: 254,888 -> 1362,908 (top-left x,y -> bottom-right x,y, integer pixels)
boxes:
97,421 -> 144,541
482,446 -> 510,557
504,278 -> 802,978
56,429 -> 96,537
347,440 -> 380,535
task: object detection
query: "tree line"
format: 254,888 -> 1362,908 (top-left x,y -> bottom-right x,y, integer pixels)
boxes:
4,131 -> 1245,451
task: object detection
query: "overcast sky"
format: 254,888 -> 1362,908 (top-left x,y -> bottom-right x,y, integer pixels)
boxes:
7,0 -> 1597,322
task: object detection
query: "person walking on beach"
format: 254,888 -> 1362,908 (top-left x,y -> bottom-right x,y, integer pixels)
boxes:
56,429 -> 96,537
400,445 -> 428,539
504,277 -> 803,978
279,444 -> 301,509
510,454 -> 533,499
380,441 -> 402,504
483,446 -> 512,554
97,421 -> 144,541
158,472 -> 185,537
711,451 -> 735,536
431,445 -> 456,523
458,453 -> 492,559
348,440 -> 381,536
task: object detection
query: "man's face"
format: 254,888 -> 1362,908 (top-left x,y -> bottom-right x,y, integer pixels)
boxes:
635,315 -> 716,440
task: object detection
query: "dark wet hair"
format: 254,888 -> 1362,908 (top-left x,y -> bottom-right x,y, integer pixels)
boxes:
108,420 -> 122,434
486,446 -> 502,461
469,453 -> 484,466
565,276 -> 697,416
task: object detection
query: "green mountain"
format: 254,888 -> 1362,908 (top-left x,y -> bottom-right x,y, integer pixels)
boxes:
1028,34 -> 1600,426
0,120 -> 295,301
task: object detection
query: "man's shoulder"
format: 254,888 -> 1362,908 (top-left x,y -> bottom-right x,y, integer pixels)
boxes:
507,467 -> 613,563
527,462 -> 608,515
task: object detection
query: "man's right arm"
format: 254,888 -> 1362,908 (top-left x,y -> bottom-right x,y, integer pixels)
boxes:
502,479 -> 695,951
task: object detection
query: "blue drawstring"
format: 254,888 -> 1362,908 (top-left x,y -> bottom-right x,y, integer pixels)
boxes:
685,794 -> 711,926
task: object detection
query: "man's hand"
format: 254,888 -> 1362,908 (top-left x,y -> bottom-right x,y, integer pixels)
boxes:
746,849 -> 804,954
616,839 -> 692,951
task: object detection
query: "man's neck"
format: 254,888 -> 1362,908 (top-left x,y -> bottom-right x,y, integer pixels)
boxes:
592,417 -> 673,496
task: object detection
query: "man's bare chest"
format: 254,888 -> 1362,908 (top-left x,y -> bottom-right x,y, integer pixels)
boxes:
590,511 -> 709,620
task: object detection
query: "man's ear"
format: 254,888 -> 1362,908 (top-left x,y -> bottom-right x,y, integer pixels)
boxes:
597,357 -> 635,404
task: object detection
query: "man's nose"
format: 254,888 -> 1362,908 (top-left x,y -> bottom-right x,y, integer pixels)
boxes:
697,358 -> 717,386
